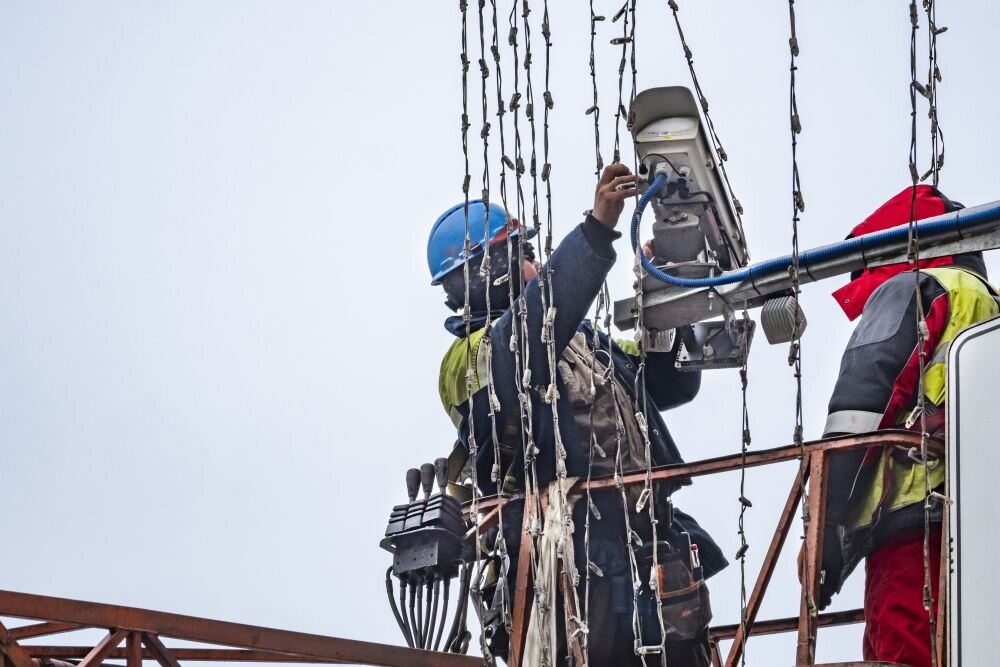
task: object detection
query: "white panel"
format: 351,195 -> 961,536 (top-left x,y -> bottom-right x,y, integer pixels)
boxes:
947,315 -> 1000,666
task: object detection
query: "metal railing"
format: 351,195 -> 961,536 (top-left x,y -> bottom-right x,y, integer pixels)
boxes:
0,431 -> 943,667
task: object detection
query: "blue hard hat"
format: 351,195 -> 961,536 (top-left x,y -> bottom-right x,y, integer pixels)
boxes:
427,200 -> 535,285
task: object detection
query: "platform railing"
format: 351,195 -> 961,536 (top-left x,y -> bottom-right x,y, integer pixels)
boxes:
0,432 -> 943,667
470,431 -> 944,667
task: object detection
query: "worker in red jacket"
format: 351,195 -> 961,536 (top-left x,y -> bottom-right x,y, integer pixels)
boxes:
818,186 -> 999,667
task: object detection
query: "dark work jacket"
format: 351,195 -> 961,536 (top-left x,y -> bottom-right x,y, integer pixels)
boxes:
819,253 -> 991,607
443,216 -> 727,579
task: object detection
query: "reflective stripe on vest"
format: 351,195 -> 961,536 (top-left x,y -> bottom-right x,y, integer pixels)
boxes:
848,267 -> 999,531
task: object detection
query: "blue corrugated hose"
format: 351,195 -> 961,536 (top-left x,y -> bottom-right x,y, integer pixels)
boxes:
630,173 -> 1000,288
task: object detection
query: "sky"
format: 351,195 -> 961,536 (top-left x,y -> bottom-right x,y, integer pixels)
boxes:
2,1 -> 999,665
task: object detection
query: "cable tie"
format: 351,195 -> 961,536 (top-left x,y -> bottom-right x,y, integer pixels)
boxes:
634,411 -> 649,436
589,497 -> 602,520
929,491 -> 952,505
635,487 -> 650,513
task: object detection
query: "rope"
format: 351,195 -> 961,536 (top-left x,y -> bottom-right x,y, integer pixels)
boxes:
475,0 -> 513,649
908,3 -> 943,665
665,0 -> 749,261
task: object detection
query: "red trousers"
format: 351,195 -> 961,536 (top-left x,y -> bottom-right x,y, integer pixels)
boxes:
863,525 -> 941,667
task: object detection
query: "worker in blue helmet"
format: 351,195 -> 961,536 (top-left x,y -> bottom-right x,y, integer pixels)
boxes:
429,164 -> 726,667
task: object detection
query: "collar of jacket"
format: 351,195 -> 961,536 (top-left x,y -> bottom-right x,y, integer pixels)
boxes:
444,312 -> 494,337
832,185 -> 955,321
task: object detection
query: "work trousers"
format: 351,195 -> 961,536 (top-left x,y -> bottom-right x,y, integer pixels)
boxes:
863,525 -> 941,667
579,526 -> 711,667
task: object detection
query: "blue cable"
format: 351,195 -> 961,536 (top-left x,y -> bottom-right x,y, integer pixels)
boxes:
631,174 -> 1000,288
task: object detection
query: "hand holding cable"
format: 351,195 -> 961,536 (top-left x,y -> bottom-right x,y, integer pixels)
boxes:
592,163 -> 639,228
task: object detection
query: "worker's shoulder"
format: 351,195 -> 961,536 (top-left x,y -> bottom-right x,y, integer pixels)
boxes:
438,329 -> 491,413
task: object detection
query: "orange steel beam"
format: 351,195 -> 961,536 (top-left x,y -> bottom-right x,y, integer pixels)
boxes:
0,591 -> 482,667
126,633 -> 143,667
471,431 -> 933,517
141,633 -> 183,667
7,623 -> 81,641
711,608 -> 865,641
77,630 -> 127,667
0,619 -> 39,667
725,468 -> 805,667
25,647 -> 334,662
796,451 -> 829,665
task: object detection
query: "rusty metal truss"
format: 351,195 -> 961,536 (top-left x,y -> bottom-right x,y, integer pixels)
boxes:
0,432 -> 945,667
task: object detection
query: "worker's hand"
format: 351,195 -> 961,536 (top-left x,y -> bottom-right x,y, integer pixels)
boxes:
642,240 -> 655,260
592,163 -> 639,229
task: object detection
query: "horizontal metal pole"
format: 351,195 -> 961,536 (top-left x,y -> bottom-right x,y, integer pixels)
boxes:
7,622 -> 81,641
26,646 -> 340,663
616,199 -> 1000,330
470,431 -> 933,516
0,591 -> 482,667
710,608 -> 865,641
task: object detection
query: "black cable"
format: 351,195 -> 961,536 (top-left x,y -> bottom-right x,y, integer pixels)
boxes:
424,579 -> 441,651
434,577 -> 451,651
407,579 -> 421,649
422,579 -> 436,649
385,568 -> 414,647
415,577 -> 425,649
446,564 -> 472,651
398,578 -> 413,646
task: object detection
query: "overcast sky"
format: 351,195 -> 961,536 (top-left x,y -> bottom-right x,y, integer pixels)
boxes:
3,2 -> 999,665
